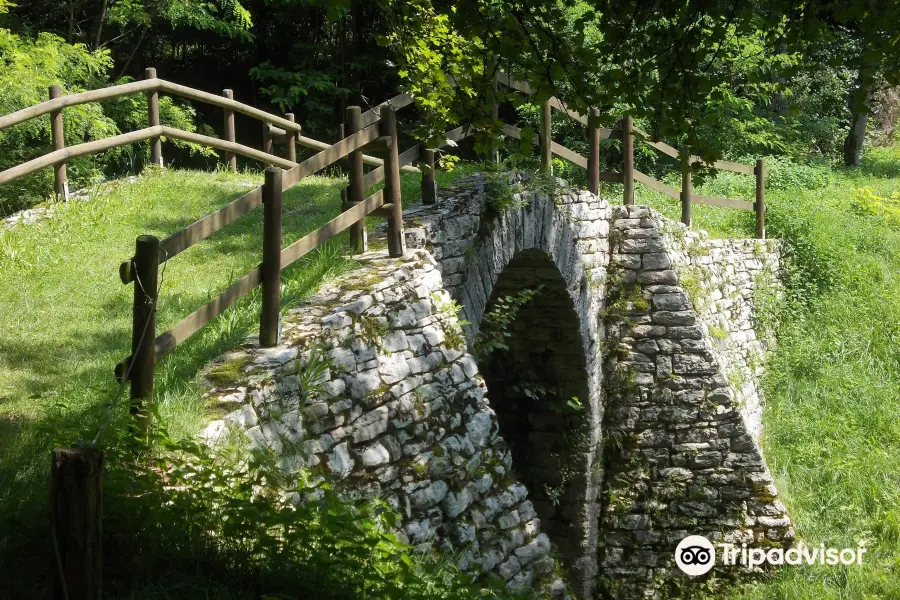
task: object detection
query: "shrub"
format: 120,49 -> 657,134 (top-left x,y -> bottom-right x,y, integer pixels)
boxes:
851,186 -> 900,227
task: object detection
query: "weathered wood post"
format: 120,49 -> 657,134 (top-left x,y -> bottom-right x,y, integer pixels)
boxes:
381,105 -> 405,257
540,99 -> 552,174
339,123 -> 348,206
587,108 -> 601,195
145,68 -> 162,167
680,148 -> 692,227
49,85 -> 69,201
260,166 -> 283,347
755,158 -> 766,239
344,106 -> 367,254
622,115 -> 634,205
222,89 -> 236,171
420,148 -> 437,205
51,447 -> 103,600
285,113 -> 297,163
130,234 -> 159,435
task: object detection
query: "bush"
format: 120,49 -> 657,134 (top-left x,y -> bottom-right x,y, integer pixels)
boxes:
851,186 -> 900,227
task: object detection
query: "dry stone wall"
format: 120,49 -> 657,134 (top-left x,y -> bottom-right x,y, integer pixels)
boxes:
200,174 -> 791,599
658,227 -> 781,441
598,206 -> 792,599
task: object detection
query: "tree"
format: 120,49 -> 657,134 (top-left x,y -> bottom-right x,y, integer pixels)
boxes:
813,1 -> 900,165
376,0 -> 900,166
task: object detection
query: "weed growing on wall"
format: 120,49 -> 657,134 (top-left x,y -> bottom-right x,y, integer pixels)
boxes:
473,286 -> 543,359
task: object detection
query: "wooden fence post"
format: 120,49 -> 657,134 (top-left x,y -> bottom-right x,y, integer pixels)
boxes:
622,115 -> 634,205
755,158 -> 766,239
49,85 -> 69,201
588,108 -> 600,195
130,234 -> 159,436
260,166 -> 283,347
51,447 -> 103,600
540,99 -> 552,174
339,123 -> 348,206
344,106 -> 367,254
421,148 -> 437,205
680,148 -> 692,227
222,89 -> 236,171
285,113 -> 297,163
381,105 -> 405,257
145,68 -> 162,167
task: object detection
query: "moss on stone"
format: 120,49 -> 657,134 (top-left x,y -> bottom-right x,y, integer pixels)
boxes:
206,354 -> 254,386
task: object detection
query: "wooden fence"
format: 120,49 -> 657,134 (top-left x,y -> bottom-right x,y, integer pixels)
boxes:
0,66 -> 769,433
0,67 -> 769,426
494,71 -> 766,238
0,67 -> 769,599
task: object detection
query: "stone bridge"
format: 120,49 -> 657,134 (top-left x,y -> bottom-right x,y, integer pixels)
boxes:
201,174 -> 793,599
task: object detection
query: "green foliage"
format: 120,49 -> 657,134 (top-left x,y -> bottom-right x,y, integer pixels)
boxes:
430,292 -> 470,351
107,0 -> 253,40
98,413 -> 520,599
850,186 -> 900,227
483,171 -> 534,216
0,28 -> 210,216
473,287 -> 542,359
0,29 -> 114,214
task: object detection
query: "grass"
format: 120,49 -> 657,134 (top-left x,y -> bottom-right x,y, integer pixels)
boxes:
0,162 -> 476,597
720,156 -> 900,599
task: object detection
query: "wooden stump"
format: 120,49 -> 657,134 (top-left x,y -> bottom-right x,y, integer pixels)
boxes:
51,448 -> 103,600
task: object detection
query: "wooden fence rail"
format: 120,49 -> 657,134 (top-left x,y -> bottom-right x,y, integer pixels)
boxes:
494,70 -> 765,233
0,72 -> 417,195
113,108 -> 471,402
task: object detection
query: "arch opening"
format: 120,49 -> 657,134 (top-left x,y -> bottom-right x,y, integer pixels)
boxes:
476,249 -> 592,583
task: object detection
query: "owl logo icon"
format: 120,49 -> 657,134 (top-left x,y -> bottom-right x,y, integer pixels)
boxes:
675,535 -> 716,576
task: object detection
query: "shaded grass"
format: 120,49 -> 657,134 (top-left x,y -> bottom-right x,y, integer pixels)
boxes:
0,163 -> 475,597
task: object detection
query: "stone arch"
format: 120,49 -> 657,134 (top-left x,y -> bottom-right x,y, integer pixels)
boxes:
404,177 -> 612,598
478,249 -> 593,589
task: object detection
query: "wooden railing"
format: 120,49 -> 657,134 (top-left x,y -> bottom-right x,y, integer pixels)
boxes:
0,66 -> 480,433
107,106 -> 471,433
0,66 -> 767,433
0,67 -> 419,197
494,71 -> 766,239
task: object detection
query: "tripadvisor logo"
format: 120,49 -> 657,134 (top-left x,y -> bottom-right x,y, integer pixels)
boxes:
675,535 -> 868,576
675,535 -> 715,576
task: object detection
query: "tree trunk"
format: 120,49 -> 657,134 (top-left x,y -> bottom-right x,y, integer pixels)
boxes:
844,60 -> 876,166
93,0 -> 108,50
